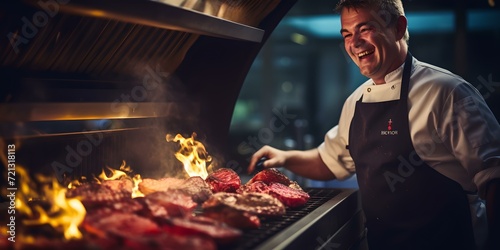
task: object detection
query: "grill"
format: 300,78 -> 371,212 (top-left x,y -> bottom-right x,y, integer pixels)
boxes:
230,188 -> 363,250
0,0 -> 363,249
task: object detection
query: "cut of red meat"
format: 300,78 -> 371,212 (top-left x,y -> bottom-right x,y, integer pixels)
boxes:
247,168 -> 293,186
206,168 -> 241,193
101,179 -> 134,193
144,190 -> 198,217
139,176 -> 212,203
83,212 -> 216,250
83,212 -> 162,240
178,176 -> 213,203
236,180 -> 270,194
268,182 -> 310,208
66,182 -> 131,209
202,192 -> 285,217
164,216 -> 242,245
132,233 -> 217,250
202,208 -> 261,229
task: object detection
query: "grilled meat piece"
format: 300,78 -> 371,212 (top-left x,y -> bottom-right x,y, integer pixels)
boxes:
139,176 -> 212,203
236,180 -> 270,194
144,190 -> 198,217
149,233 -> 217,250
178,176 -> 213,203
206,168 -> 241,193
101,179 -> 134,193
84,212 -> 216,250
201,209 -> 261,229
247,168 -> 293,186
238,181 -> 310,208
202,192 -> 285,217
83,212 -> 162,240
268,182 -> 310,208
66,182 -> 131,209
165,216 -> 242,245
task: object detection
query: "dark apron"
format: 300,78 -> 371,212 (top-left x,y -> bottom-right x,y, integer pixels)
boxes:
348,53 -> 475,250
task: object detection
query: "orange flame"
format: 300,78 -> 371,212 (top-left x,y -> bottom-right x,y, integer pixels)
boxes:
131,174 -> 144,198
166,132 -> 211,179
96,166 -> 129,182
94,161 -> 145,198
16,166 -> 86,240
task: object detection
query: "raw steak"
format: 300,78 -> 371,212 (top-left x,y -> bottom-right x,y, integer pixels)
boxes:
202,192 -> 285,217
206,168 -> 241,193
268,182 -> 310,208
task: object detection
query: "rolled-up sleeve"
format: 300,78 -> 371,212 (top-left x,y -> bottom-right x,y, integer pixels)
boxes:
439,82 -> 500,198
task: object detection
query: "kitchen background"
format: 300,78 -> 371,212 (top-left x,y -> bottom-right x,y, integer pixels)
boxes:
228,0 -> 500,188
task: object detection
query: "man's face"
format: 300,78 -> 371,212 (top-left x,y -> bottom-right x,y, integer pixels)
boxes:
340,7 -> 402,84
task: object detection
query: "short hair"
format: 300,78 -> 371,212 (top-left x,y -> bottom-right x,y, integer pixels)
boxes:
335,0 -> 410,43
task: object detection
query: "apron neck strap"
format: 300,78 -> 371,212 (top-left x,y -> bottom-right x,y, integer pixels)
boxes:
400,52 -> 413,101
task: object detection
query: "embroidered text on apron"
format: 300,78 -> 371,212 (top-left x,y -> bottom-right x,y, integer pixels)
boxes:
348,53 -> 475,250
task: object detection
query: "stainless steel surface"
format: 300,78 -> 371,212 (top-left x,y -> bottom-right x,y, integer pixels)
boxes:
0,102 -> 199,121
22,0 -> 265,43
254,188 -> 363,250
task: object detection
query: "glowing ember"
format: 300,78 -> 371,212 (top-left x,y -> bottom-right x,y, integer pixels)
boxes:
16,166 -> 86,240
166,132 -> 211,179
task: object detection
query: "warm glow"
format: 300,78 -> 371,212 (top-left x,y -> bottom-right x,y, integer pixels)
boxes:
97,162 -> 130,181
17,166 -> 86,240
166,132 -> 211,179
67,176 -> 86,189
95,161 -> 145,198
131,174 -> 145,198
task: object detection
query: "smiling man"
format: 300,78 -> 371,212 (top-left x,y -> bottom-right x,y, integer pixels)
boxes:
248,1 -> 500,249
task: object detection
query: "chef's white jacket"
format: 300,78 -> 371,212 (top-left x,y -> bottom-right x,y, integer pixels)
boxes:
317,57 -> 500,247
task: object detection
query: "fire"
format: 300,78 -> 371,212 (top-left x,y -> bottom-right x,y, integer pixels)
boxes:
97,165 -> 129,182
131,174 -> 145,198
95,161 -> 145,198
166,132 -> 211,179
16,166 -> 86,240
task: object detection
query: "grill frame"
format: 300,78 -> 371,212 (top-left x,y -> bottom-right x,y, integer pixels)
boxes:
224,188 -> 363,250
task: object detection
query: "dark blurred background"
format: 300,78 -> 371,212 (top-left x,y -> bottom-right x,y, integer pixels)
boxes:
228,0 -> 500,187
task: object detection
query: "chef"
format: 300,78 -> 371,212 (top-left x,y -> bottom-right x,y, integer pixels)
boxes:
248,0 -> 500,249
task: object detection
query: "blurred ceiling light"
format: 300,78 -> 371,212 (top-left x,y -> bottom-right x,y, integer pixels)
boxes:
282,10 -> 499,38
290,33 -> 308,45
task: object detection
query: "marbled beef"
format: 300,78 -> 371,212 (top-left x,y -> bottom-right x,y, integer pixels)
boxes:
206,168 -> 241,193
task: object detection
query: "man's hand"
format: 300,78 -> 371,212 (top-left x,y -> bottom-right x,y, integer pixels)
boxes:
247,145 -> 288,174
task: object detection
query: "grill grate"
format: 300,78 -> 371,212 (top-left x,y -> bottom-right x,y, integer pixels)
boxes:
224,188 -> 342,250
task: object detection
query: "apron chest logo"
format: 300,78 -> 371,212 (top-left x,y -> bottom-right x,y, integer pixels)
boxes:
381,119 -> 399,135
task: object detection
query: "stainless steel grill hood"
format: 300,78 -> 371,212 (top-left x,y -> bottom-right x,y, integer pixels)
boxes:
0,0 -> 296,179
